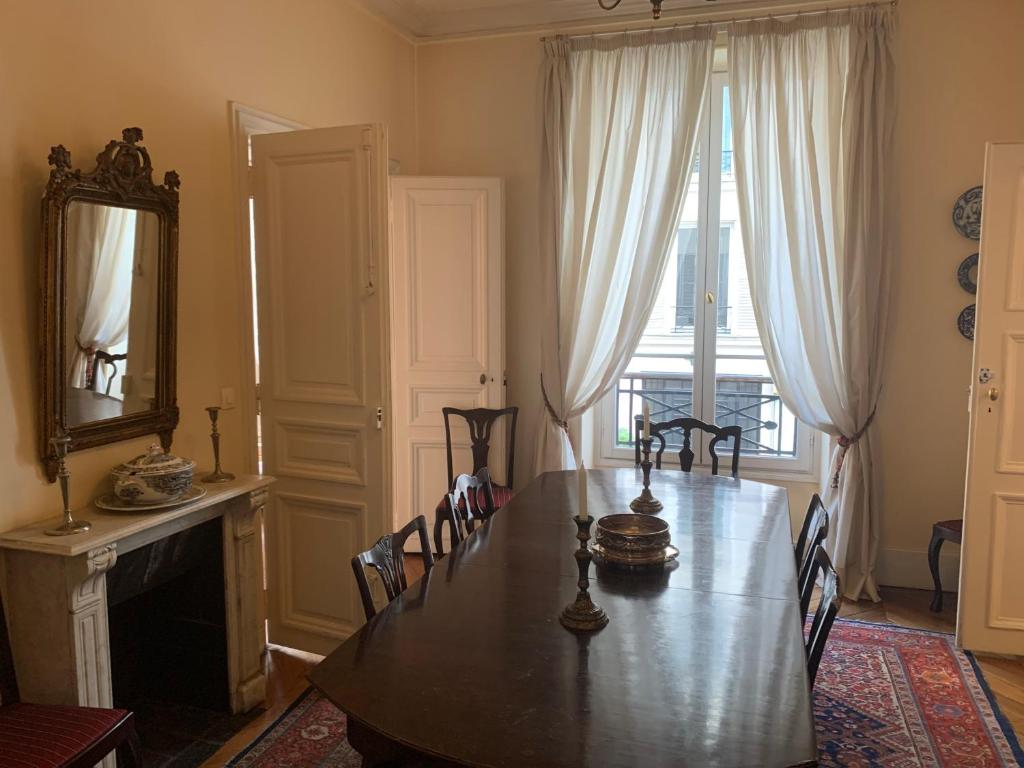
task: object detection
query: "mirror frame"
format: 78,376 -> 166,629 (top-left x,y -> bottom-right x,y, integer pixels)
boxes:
39,127 -> 180,481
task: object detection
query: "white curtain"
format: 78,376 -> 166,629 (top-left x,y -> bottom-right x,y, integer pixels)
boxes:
728,7 -> 896,600
69,205 -> 137,391
536,28 -> 714,472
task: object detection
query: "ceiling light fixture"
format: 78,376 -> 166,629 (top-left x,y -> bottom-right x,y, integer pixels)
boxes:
598,0 -> 715,21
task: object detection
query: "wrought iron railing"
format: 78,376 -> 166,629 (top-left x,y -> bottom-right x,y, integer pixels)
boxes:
615,372 -> 796,457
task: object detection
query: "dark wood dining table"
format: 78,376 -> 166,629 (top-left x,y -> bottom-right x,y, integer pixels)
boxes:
310,468 -> 818,768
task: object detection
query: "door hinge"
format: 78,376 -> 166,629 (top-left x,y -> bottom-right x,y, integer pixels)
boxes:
376,406 -> 384,430
255,383 -> 262,416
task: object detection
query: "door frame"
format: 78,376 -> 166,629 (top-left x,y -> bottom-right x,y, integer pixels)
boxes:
229,102 -> 308,474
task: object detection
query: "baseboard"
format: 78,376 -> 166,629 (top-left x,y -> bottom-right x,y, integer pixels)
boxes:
876,547 -> 960,592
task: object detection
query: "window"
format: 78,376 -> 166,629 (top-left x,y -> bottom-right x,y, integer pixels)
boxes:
598,72 -> 816,477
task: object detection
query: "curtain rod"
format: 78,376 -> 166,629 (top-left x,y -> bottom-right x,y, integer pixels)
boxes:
539,0 -> 896,43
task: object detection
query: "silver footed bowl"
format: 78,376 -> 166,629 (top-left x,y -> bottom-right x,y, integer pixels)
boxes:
595,513 -> 671,555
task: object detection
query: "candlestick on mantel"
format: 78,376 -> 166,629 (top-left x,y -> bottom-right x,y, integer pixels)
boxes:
202,406 -> 236,483
44,433 -> 91,537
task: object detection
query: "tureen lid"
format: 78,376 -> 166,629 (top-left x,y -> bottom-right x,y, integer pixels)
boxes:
116,444 -> 195,474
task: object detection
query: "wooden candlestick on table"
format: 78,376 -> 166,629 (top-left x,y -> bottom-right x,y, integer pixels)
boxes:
559,513 -> 609,632
630,437 -> 663,514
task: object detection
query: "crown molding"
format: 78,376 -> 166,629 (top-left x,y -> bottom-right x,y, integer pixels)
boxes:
353,0 -> 784,41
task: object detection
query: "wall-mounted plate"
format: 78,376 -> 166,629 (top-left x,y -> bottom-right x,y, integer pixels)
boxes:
958,253 -> 979,294
952,186 -> 983,240
958,304 -> 976,341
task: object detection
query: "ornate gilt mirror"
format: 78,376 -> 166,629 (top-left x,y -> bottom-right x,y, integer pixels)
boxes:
39,128 -> 179,481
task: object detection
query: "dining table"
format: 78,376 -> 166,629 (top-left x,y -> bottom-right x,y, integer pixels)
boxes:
310,468 -> 818,768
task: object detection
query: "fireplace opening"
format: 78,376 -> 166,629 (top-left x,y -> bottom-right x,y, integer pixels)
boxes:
107,518 -> 261,762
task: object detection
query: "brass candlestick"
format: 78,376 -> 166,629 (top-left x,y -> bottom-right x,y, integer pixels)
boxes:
630,437 -> 663,514
45,434 -> 91,536
202,406 -> 235,483
560,515 -> 609,632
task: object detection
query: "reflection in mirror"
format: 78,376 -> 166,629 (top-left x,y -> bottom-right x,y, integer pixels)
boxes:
65,202 -> 159,427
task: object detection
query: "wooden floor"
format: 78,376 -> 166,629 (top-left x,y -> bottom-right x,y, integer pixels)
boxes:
200,644 -> 321,767
204,583 -> 1024,765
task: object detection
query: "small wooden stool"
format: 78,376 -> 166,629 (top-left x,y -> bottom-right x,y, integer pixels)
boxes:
928,519 -> 963,612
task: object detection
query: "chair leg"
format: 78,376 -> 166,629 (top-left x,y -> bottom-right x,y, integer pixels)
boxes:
928,531 -> 945,612
433,509 -> 445,557
115,723 -> 143,768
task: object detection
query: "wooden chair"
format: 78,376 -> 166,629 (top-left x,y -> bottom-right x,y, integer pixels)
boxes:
91,350 -> 128,396
0,590 -> 142,767
435,407 -> 516,552
634,416 -> 742,477
797,501 -> 830,618
928,519 -> 963,612
438,469 -> 496,555
804,545 -> 841,687
351,515 -> 435,622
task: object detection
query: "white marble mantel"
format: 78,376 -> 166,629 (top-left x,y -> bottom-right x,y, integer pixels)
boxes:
0,475 -> 273,738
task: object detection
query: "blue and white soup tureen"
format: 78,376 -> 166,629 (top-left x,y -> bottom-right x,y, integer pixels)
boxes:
111,445 -> 196,504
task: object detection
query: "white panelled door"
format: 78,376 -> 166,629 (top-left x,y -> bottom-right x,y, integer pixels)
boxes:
389,177 -> 505,541
959,143 -> 1024,655
252,125 -> 390,655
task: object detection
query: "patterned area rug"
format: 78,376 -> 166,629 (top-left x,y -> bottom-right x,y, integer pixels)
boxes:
815,619 -> 1022,767
230,619 -> 1023,767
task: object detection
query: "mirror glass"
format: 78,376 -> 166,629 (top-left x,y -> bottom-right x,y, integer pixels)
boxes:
64,201 -> 160,427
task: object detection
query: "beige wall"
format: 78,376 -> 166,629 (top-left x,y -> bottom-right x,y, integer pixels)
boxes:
877,0 -> 1024,586
416,0 -> 1024,587
0,0 -> 416,530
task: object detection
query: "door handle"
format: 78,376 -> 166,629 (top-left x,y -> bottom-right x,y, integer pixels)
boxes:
987,387 -> 1000,401
480,373 -> 487,385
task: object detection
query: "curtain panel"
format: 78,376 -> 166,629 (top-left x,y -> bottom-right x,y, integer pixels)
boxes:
69,204 -> 137,392
536,27 -> 714,473
728,7 -> 897,600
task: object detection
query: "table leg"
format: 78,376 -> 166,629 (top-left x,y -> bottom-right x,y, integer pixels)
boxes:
928,531 -> 945,612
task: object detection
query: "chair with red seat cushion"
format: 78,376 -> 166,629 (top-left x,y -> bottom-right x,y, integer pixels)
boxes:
0,592 -> 141,767
434,406 -> 518,555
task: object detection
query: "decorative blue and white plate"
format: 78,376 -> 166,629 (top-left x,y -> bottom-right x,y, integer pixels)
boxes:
957,304 -> 976,341
957,253 -> 979,294
952,186 -> 983,240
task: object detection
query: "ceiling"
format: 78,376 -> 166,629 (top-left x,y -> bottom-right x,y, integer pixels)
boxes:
356,0 -> 795,40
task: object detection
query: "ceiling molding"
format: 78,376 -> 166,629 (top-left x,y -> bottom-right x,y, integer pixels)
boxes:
351,0 -> 858,41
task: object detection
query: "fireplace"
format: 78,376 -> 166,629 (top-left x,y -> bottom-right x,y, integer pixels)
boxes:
0,476 -> 272,768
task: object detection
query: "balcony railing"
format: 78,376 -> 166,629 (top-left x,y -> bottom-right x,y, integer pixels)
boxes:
615,372 -> 796,457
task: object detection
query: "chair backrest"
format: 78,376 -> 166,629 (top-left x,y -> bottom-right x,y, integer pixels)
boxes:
442,407 -> 518,489
797,502 -> 830,616
804,545 -> 841,687
634,416 -> 741,477
351,515 -> 434,622
93,350 -> 128,396
796,492 -> 828,564
443,468 -> 496,550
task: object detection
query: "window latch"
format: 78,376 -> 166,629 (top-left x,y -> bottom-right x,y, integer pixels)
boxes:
705,292 -> 715,304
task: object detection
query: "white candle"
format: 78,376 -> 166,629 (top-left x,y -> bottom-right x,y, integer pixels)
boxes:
642,403 -> 650,441
578,462 -> 588,518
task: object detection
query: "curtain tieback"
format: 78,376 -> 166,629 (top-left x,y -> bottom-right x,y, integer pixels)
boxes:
540,374 -> 569,433
831,408 -> 877,489
76,337 -> 97,384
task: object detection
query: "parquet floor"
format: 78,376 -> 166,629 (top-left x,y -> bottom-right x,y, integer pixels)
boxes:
203,583 -> 1024,766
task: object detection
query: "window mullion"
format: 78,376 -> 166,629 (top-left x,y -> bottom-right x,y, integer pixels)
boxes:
696,74 -> 726,465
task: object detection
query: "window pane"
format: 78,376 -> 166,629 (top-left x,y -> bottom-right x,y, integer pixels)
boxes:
615,154 -> 700,447
714,86 -> 798,457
